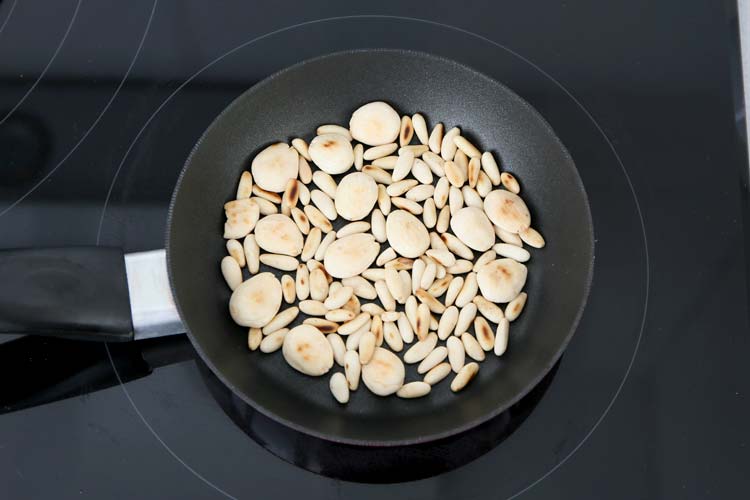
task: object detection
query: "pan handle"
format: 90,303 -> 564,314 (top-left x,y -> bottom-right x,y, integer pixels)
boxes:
0,247 -> 183,342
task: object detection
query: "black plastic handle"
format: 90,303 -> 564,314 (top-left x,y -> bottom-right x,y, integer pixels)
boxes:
0,247 -> 134,342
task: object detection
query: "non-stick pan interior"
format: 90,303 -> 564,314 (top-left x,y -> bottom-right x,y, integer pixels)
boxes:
167,50 -> 593,445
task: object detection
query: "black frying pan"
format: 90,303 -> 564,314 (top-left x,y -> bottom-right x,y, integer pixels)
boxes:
0,49 -> 593,447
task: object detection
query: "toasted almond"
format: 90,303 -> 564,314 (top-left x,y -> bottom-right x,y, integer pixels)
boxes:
386,210 -> 430,258
397,381 -> 431,398
453,135 -> 481,158
358,305 -> 383,318
350,101 -> 400,146
403,332 -> 437,363
344,350 -> 361,389
310,189 -> 337,221
309,133 -> 354,175
441,127 -> 460,160
405,184 -> 435,203
428,122 -> 444,153
461,186 -> 483,209
427,275 -> 452,297
364,143 -> 398,161
436,205 -> 451,233
251,143 -> 299,193
447,260 -> 473,274
338,312 -> 371,336
405,295 -> 419,331
476,170 -> 492,197
378,185 -> 391,215
415,303 -> 431,341
224,199 -> 260,239
480,152 -> 501,185
329,372 -> 349,403
236,171 -> 254,199
251,196 -> 278,215
456,303 -> 478,337
424,362 -> 451,385
474,316 -> 495,351
248,327 -> 262,351
313,231 -> 336,261
309,268 -> 329,301
505,292 -> 528,322
451,362 -> 479,392
387,179 -> 419,197
415,289 -> 446,314
392,149 -> 415,182
260,328 -> 288,353
229,272 -> 282,327
362,347 -> 405,396
253,183 -> 283,204
353,143 -> 364,170
281,179 -> 300,216
226,239 -> 246,268
449,207 -> 494,252
376,247 -> 397,267
254,214 -> 304,257
362,165 -> 392,184
291,266 -> 308,302
423,151 -> 446,177
341,276 -> 377,300
484,189 -> 531,234
472,296 -> 505,324
290,207 -> 310,235
297,157 -> 313,185
477,259 -> 528,303
382,321 -> 403,352
299,299 -> 327,316
303,317 -> 339,334
361,268 -> 386,282
342,293 -> 360,315
520,227 -> 545,248
440,234 -> 474,261
444,160 -> 465,187
263,307 -> 299,335
316,124 -> 351,140
369,315 -> 383,347
494,243 -> 530,263
420,259 -> 437,290
220,256 -> 242,291
334,172 -> 379,222
311,170 -> 338,198
304,204 -> 333,233
282,324 -> 333,375
398,115 -> 414,146
259,253 -> 298,271
391,197 -> 423,215
410,159 -> 433,185
372,155 -> 398,168
444,277 -> 464,308
500,172 -> 520,194
326,308 -> 356,323
417,346 -> 448,375
461,332 -> 485,361
400,145 -> 429,156
448,186 -> 464,215
454,149 -> 468,177
467,157 -> 481,188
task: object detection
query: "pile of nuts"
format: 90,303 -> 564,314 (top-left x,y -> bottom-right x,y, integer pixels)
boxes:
221,101 -> 545,404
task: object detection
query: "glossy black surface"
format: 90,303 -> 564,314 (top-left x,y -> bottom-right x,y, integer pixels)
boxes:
0,0 -> 748,498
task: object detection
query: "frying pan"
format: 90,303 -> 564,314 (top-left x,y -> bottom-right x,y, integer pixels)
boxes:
0,50 -> 593,446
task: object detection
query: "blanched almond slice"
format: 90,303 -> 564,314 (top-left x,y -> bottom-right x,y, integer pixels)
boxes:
447,259 -> 473,274
361,347 -> 405,396
436,205 -> 451,233
412,158 -> 434,184
451,362 -> 479,392
224,199 -> 259,239
263,307 -> 299,335
317,124 -> 352,140
323,233 -> 379,279
415,289 -> 446,314
311,170 -> 337,198
500,172 -> 520,194
243,234 -> 260,274
344,350 -> 361,390
251,143 -> 299,193
449,186 -> 464,215
461,332 -> 485,361
427,275 -> 452,297
387,179 -> 419,197
253,185 -> 282,204
441,127 -> 460,160
377,184 -> 391,215
386,210 -> 430,258
519,227 -> 545,248
477,259 -> 528,303
415,303 -> 431,341
453,135 -> 481,158
254,214 -> 304,256
310,190 -> 337,221
412,113 -> 429,144
299,300 -> 327,316
391,197 -> 423,215
260,328 -> 288,353
383,321 -> 403,352
314,230 -> 336,261
423,151 -> 446,177
392,149 -> 415,182
281,275 -> 296,304
324,286 -> 354,310
336,221 -> 370,238
405,184 -> 435,202
251,197 -> 278,215
290,207 -> 310,235
259,254 -> 298,271
281,179 -> 300,216
298,156 -> 313,184
462,186 -> 483,209
494,243 -> 530,263
403,332 -> 437,363
353,143 -> 364,170
428,122 -> 444,153
349,101 -> 401,146
411,258 -> 426,294
484,189 -> 531,234
342,276 -> 378,300
476,170 -> 493,197
371,208 -> 387,243
364,143 -> 398,161
226,239 -> 246,267
236,171 -> 253,199
505,292 -> 528,321
362,165 -> 392,185
495,225 -> 523,246
481,151 -> 501,185
399,115 -> 414,146
372,156 -> 398,168
455,272 -> 478,308
424,362 -> 451,385
221,256 -> 242,290
456,303 -> 478,337
467,157 -> 481,188
440,233 -> 474,260
446,336 -> 465,372
309,133 -> 354,175
229,272 -> 282,327
338,312 -> 371,336
450,207 -> 495,252
417,346 -> 448,374
474,316 -> 495,351
326,309 -> 355,323
282,324 -> 334,376
444,160 -> 465,187
423,198 -> 437,229
397,381 -> 431,399
335,172 -> 378,221
309,268 -> 329,301
304,205 -> 333,233
248,327 -> 262,351
444,277 -> 464,308
473,295 -> 505,323
329,372 -> 349,403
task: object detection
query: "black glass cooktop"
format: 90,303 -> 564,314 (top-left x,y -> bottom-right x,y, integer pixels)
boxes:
1,1 -> 748,498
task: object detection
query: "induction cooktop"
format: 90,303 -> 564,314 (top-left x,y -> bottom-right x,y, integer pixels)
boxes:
1,1 -> 748,499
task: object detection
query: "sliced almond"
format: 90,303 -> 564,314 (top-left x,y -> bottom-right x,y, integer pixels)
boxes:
353,143 -> 364,170
251,196 -> 278,215
444,160 -> 465,187
505,292 -> 528,321
251,143 -> 299,193
474,316 -> 495,351
248,327 -> 262,351
364,143 -> 398,161
312,170 -> 338,198
224,199 -> 259,239
480,151 -> 501,185
450,362 -> 479,392
415,289 -> 446,314
461,332 -> 485,361
386,210 -> 430,258
456,303 -> 478,337
309,268 -> 329,301
372,156 -> 398,168
229,272 -> 282,327
304,205 -> 333,233
349,101 -> 400,146
448,186 -> 464,215
441,127 -> 460,161
450,207 -> 495,252
334,172 -> 379,221
477,259 -> 528,303
338,312 -> 371,336
221,256 -> 242,291
444,277 -> 464,308
260,328 -> 288,353
344,350 -> 361,389
263,307 -> 299,335
361,347 -> 405,396
484,189 -> 531,234
236,171 -> 253,199
387,179 -> 418,197
392,149 -> 415,182
362,165 -> 392,185
424,362 -> 451,385
423,151 -> 446,177
519,227 -> 545,248
417,346 -> 448,375
391,197 -> 423,215
494,243 -> 530,263
415,303 -> 431,341
314,231 -> 336,261
446,336 -> 465,372
303,317 -> 339,334
309,133 -> 354,175
403,332 -> 437,363
324,286 -> 354,310
282,324 -> 333,376
436,205 -> 451,233
428,123 -> 444,154
411,158 -> 434,184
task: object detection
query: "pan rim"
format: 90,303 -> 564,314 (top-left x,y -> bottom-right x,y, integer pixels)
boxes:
166,47 -> 595,447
